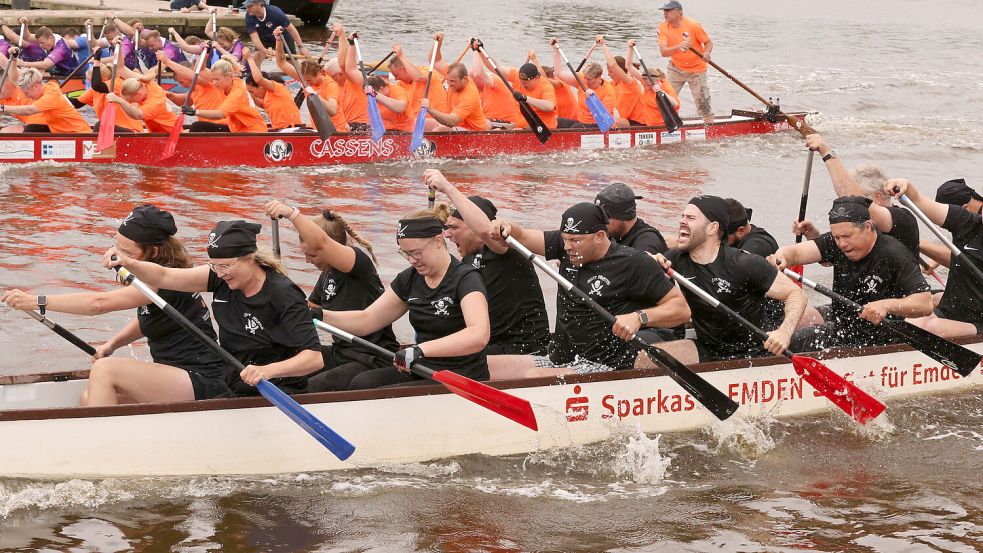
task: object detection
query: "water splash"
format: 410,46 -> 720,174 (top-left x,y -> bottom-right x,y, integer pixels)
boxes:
705,412 -> 779,461
610,430 -> 671,484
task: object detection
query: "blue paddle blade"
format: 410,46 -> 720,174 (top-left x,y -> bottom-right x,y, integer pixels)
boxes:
256,379 -> 356,461
586,93 -> 615,133
368,96 -> 386,142
410,108 -> 427,152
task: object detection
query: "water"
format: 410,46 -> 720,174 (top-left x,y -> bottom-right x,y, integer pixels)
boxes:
2,0 -> 983,550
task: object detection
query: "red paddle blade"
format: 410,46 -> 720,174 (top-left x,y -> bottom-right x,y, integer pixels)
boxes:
96,108 -> 117,152
789,265 -> 804,287
162,113 -> 184,159
431,370 -> 539,431
791,354 -> 886,424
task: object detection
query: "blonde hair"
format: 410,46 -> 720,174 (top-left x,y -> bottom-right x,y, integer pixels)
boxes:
16,68 -> 43,89
210,59 -> 235,76
301,210 -> 379,265
850,165 -> 889,198
251,248 -> 287,275
402,204 -> 450,224
215,27 -> 239,43
120,77 -> 142,97
583,62 -> 603,79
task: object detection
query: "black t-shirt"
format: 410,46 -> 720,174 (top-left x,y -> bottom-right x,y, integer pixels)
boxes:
882,205 -> 920,259
666,245 -> 778,356
137,289 -> 227,379
309,248 -> 399,357
618,218 -> 667,254
245,5 -> 292,48
816,231 -> 930,338
462,245 -> 550,354
544,231 -> 675,369
937,205 -> 983,323
733,225 -> 779,257
207,268 -> 321,389
390,257 -> 489,380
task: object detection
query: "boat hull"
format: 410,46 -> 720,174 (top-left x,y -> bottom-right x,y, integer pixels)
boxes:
1,338 -> 979,479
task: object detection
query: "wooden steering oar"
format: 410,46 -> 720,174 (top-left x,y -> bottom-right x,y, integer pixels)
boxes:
313,319 -> 539,431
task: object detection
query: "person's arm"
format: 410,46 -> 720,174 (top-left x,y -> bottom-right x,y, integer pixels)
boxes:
285,23 -> 307,57
17,18 -> 37,43
791,218 -> 822,241
343,32 -> 363,85
885,178 -> 949,227
106,92 -> 146,120
418,290 -> 489,357
111,16 -> 137,39
919,240 -> 951,268
763,273 -> 807,355
334,23 -> 348,73
375,87 -> 406,113
322,287 -> 408,336
168,28 -> 204,54
244,49 -> 275,91
243,348 -> 322,383
431,32 -> 448,75
94,318 -> 144,359
549,38 -> 578,87
861,292 -> 933,325
393,43 -> 424,82
420,98 -> 461,127
770,240 -> 823,271
0,104 -> 40,116
156,49 -> 193,81
424,169 -> 506,254
104,247 -> 210,292
642,285 -> 690,328
17,57 -> 55,70
0,25 -> 20,43
248,30 -> 265,54
266,201 -> 357,272
597,36 -> 629,84
272,31 -> 299,79
496,218 -> 546,255
470,50 -> 494,88
0,285 -> 150,316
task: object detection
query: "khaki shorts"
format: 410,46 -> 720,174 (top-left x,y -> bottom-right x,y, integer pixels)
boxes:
667,64 -> 712,118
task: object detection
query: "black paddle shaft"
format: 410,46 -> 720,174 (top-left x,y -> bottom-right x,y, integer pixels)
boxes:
477,44 -> 551,143
315,319 -> 440,380
282,33 -> 336,138
796,150 -> 815,244
25,310 -> 97,356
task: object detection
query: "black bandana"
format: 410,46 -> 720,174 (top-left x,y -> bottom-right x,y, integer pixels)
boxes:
207,220 -> 261,259
560,202 -> 609,235
727,208 -> 752,234
396,218 -> 444,241
118,204 -> 177,245
828,196 -> 872,224
688,195 -> 730,240
450,195 -> 497,221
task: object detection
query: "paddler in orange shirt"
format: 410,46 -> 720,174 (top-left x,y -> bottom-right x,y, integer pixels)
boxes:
0,48 -> 50,132
388,42 -> 448,121
366,75 -> 412,132
156,49 -> 230,132
106,73 -> 180,134
474,46 -> 557,130
469,46 -> 520,129
272,28 -> 348,133
422,59 -> 489,132
529,51 -> 577,121
550,38 -> 617,129
243,46 -> 303,131
0,67 -> 92,133
626,39 -> 680,127
597,36 -> 647,127
657,0 -> 714,124
183,57 -> 267,133
333,23 -> 372,133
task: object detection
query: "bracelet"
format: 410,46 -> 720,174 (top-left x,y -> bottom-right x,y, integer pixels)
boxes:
288,207 -> 300,221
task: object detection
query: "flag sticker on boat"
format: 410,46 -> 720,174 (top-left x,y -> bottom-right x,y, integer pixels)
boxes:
685,128 -> 706,141
41,141 -> 76,159
580,134 -> 604,150
635,133 -> 657,147
660,131 -> 682,144
608,133 -> 632,149
0,141 -> 35,160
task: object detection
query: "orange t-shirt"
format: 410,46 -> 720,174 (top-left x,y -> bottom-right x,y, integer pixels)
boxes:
639,80 -> 681,127
32,81 -> 92,133
262,81 -> 302,130
77,78 -> 144,133
191,81 -> 229,125
6,87 -> 48,126
138,81 -> 179,134
218,79 -> 267,133
552,80 -> 578,120
402,71 -> 448,119
378,81 -> 412,132
658,16 -> 710,73
507,67 -> 558,129
313,77 -> 348,133
446,78 -> 488,131
614,78 -> 647,124
575,73 -> 616,125
479,78 -> 521,125
340,77 -> 369,125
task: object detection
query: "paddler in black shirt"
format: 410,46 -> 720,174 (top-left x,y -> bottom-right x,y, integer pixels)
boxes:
774,196 -> 933,352
424,169 -> 551,357
490,202 -> 690,377
886,178 -> 983,338
3,205 -> 230,405
105,220 -> 323,395
264,201 -> 399,392
322,207 -> 491,388
654,195 -> 807,363
593,182 -> 668,254
725,199 -> 778,257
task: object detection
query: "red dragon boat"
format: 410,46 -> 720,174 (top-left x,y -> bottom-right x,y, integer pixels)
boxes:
0,109 -> 801,168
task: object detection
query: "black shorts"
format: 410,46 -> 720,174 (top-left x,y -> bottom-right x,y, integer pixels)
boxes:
934,307 -> 983,334
188,371 -> 231,400
486,340 -> 549,356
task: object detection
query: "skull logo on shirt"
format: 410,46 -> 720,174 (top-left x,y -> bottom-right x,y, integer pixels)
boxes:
323,279 -> 338,300
431,296 -> 453,316
243,313 -> 265,335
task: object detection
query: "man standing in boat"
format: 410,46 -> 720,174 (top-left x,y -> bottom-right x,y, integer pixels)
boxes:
653,195 -> 807,363
657,1 -> 714,124
773,196 -> 933,351
243,0 -> 308,65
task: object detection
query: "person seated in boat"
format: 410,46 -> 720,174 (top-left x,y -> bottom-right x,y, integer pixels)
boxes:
171,0 -> 209,12
651,195 -> 807,364
273,31 -> 347,133
595,183 -> 668,254
14,25 -> 79,76
181,57 -> 268,133
243,0 -> 308,66
884,179 -> 983,339
625,45 -> 681,128
1,205 -> 231,406
425,169 -> 551,358
105,220 -> 323,396
934,178 -> 982,215
529,53 -> 578,121
78,49 -> 147,134
488,202 -> 691,378
597,36 -> 649,127
420,42 -> 490,132
61,26 -> 92,66
242,47 -> 304,131
138,30 -> 188,67
322,205 -> 490,389
473,44 -> 558,130
550,38 -> 617,129
724,199 -> 777,257
0,49 -> 50,133
772,196 -> 933,352
265,201 -> 401,391
365,75 -> 413,133
205,25 -> 246,63
106,74 -> 180,134
0,68 -> 92,133
105,14 -> 149,70
333,25 -> 374,134
469,45 -> 520,129
156,50 -> 232,132
388,42 -> 449,126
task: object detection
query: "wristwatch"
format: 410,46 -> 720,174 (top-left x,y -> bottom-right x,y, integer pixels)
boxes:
635,310 -> 649,327
822,150 -> 837,163
37,295 -> 47,319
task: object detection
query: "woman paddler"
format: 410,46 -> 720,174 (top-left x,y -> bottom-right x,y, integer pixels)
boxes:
264,200 -> 399,391
182,57 -> 268,133
322,207 -> 491,389
1,205 -> 231,405
104,220 -> 323,395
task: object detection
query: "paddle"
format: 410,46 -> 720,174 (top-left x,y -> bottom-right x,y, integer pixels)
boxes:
95,42 -> 121,152
897,191 -> 983,287
20,309 -> 97,356
789,150 -> 815,279
504,235 -> 739,421
58,22 -> 105,88
476,42 -> 551,144
163,43 -> 209,160
555,43 -> 614,132
574,40 -> 598,73
427,185 -> 435,210
0,49 -> 16,96
352,34 -> 385,142
282,35 -> 335,140
409,38 -> 439,153
632,45 -> 682,133
271,216 -> 281,258
313,319 -> 539,431
782,268 -> 980,378
918,256 -> 946,288
110,262 -> 356,461
666,268 -> 886,424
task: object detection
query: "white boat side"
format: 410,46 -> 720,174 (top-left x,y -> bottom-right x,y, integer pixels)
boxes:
1,339 -> 980,479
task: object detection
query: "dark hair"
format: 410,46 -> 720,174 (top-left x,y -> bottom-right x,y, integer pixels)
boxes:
301,209 -> 380,265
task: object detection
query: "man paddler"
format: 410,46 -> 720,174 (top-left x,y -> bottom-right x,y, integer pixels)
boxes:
551,37 -> 617,129
593,183 -> 667,254
0,67 -> 92,133
474,46 -> 558,130
657,1 -> 714,124
388,42 -> 449,124
421,36 -> 489,132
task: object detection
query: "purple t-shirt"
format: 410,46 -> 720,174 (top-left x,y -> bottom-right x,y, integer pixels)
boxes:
0,39 -> 9,57
162,40 -> 187,63
46,38 -> 78,73
121,35 -> 139,69
229,40 -> 244,62
19,42 -> 47,62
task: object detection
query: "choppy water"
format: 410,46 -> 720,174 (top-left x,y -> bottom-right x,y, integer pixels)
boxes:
2,0 -> 982,550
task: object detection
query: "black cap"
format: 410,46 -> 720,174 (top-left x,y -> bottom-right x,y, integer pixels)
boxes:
118,204 -> 177,245
724,198 -> 752,234
688,195 -> 730,241
207,220 -> 261,259
450,195 -> 498,221
935,179 -> 981,206
828,196 -> 873,224
518,63 -> 539,79
595,183 -> 642,221
560,202 -> 609,235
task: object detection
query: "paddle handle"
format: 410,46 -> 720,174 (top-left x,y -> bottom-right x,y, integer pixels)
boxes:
427,187 -> 435,210
25,310 -> 97,356
352,35 -> 369,84
574,41 -> 597,73
782,268 -> 864,313
18,22 -> 25,48
796,150 -> 815,244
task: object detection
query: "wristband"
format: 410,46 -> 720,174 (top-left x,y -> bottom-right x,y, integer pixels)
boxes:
288,207 -> 300,221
